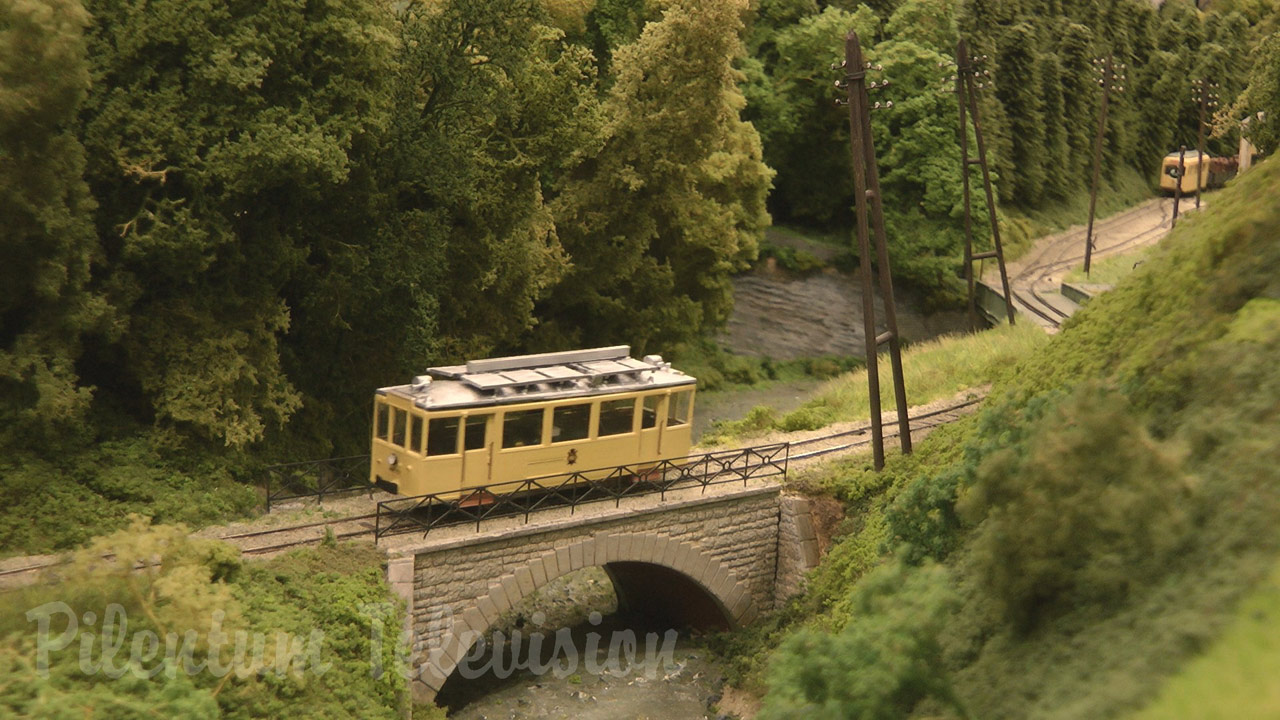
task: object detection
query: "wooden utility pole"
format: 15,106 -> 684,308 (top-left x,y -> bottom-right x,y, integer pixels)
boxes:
1084,55 -> 1124,276
1172,144 -> 1187,228
954,39 -> 1014,329
1193,78 -> 1220,210
837,31 -> 910,470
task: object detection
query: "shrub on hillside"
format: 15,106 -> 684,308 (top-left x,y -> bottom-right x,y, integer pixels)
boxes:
957,382 -> 1192,628
884,393 -> 1057,565
759,561 -> 967,719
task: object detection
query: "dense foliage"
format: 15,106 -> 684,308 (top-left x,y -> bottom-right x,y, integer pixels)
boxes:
0,522 -> 404,718
0,0 -> 773,553
746,154 -> 1280,718
1,0 -> 1278,557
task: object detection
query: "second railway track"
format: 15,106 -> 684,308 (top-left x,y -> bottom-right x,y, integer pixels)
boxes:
998,197 -> 1176,329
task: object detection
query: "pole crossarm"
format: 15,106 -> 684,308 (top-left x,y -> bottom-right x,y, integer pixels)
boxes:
1193,77 -> 1221,210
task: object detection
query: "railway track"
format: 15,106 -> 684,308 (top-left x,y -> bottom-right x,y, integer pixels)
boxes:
0,393 -> 985,586
997,198 -> 1175,329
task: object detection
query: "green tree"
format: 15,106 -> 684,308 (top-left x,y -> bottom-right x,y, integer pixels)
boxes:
993,22 -> 1047,204
378,0 -> 599,358
579,0 -> 653,72
1226,31 -> 1280,152
77,0 -> 400,447
0,0 -> 108,445
870,36 -> 969,303
884,0 -> 957,50
543,0 -> 772,353
742,5 -> 879,225
1057,22 -> 1099,183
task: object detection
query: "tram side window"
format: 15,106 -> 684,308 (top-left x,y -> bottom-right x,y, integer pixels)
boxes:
642,396 -> 660,429
409,415 -> 424,453
392,408 -> 407,446
552,404 -> 591,443
598,398 -> 635,436
464,415 -> 489,451
375,403 -> 389,441
667,391 -> 691,426
427,417 -> 460,456
503,409 -> 545,449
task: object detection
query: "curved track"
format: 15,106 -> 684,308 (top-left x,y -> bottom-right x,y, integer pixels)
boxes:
992,198 -> 1176,329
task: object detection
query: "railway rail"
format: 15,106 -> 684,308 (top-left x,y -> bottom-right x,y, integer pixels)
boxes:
998,198 -> 1175,328
0,393 -> 985,586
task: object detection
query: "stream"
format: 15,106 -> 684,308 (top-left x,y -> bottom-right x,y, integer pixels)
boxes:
438,568 -> 731,720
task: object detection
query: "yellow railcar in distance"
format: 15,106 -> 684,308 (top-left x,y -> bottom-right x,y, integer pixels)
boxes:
370,346 -> 696,499
1160,149 -> 1210,194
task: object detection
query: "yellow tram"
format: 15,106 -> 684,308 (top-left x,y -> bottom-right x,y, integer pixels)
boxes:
1160,149 -> 1210,194
369,346 -> 696,498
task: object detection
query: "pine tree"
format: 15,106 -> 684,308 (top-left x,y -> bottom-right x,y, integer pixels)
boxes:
994,22 -> 1048,205
545,0 -> 772,353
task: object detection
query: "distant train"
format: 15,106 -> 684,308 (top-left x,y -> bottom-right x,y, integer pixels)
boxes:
1159,150 -> 1237,194
370,346 -> 696,499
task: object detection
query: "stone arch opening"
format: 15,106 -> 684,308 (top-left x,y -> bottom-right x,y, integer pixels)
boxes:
604,561 -> 731,631
420,532 -> 758,704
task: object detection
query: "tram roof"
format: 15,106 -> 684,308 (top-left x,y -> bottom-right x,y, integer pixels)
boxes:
376,345 -> 697,411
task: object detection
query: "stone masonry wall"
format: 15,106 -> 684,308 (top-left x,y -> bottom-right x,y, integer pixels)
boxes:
775,495 -> 821,603
394,486 -> 783,699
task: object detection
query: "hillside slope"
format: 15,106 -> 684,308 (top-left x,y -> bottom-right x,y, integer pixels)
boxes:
736,157 -> 1280,719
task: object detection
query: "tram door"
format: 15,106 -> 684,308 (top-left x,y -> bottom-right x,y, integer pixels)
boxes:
638,394 -> 665,461
461,413 -> 494,490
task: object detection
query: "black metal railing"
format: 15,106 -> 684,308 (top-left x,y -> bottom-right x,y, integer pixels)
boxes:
374,443 -> 789,541
264,455 -> 373,511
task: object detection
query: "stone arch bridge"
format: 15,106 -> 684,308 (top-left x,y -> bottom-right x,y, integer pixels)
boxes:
383,484 -> 820,703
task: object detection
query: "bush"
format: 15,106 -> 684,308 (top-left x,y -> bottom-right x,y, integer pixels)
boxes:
957,383 -> 1193,628
758,242 -> 827,275
759,561 -> 966,720
883,393 -> 1054,565
0,522 -> 405,719
0,438 -> 259,556
776,405 -> 837,432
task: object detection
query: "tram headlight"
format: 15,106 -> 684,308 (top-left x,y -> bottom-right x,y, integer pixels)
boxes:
387,453 -> 399,469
